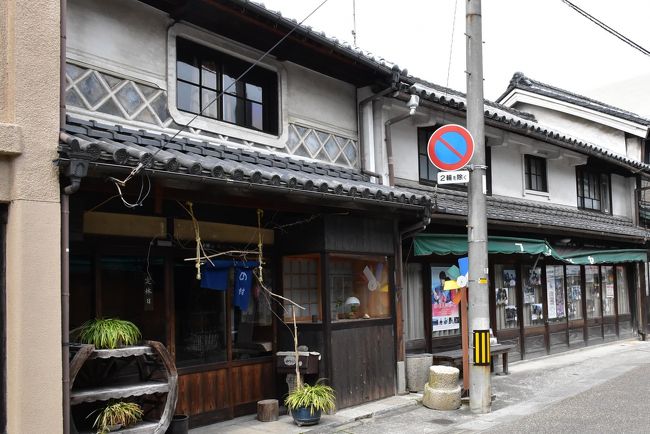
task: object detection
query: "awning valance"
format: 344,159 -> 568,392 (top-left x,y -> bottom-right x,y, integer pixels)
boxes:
561,249 -> 647,265
414,234 -> 564,260
414,234 -> 648,265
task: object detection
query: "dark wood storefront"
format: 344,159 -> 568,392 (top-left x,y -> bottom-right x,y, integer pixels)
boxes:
67,185 -> 412,426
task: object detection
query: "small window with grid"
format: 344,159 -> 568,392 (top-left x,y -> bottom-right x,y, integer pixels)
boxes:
524,155 -> 547,192
282,255 -> 321,322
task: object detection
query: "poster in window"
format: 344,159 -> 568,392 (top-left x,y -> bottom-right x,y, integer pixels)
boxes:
496,288 -> 509,305
605,283 -> 614,298
524,285 -> 535,304
503,268 -> 517,287
505,305 -> 517,322
546,267 -> 556,319
431,266 -> 459,331
531,303 -> 543,320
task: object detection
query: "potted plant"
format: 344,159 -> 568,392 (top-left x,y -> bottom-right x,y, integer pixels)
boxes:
89,401 -> 143,433
77,318 -> 141,349
284,380 -> 336,426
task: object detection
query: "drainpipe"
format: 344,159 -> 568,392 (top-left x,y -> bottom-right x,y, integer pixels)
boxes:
384,92 -> 420,186
357,66 -> 405,182
393,210 -> 431,393
357,87 -> 393,182
60,0 -> 71,432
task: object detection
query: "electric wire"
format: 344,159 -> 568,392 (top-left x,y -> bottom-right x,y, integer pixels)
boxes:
562,0 -> 650,57
108,0 -> 331,208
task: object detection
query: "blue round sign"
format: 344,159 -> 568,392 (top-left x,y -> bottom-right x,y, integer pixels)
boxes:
427,124 -> 475,171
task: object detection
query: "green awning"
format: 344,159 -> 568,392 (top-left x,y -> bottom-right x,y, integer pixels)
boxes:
414,234 -> 648,265
414,234 -> 564,260
561,249 -> 647,265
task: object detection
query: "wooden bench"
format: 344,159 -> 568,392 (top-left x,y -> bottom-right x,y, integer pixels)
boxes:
431,343 -> 516,375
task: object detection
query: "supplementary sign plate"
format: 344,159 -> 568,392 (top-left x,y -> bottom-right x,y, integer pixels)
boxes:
437,170 -> 469,184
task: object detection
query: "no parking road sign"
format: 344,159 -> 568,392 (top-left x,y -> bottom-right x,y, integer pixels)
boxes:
427,124 -> 475,171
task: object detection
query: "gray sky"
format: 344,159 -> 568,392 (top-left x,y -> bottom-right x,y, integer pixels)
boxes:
262,0 -> 650,116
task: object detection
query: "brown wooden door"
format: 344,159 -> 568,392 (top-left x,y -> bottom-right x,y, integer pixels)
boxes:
330,321 -> 395,409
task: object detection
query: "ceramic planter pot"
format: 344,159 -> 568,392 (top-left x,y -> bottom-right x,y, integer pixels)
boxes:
290,407 -> 321,426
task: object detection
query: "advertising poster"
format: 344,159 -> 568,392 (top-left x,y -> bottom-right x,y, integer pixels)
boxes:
431,266 -> 459,331
546,267 -> 557,319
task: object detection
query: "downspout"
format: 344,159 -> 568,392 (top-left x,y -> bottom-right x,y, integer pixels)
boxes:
357,87 -> 393,182
60,0 -> 71,432
384,91 -> 420,186
393,209 -> 431,393
356,65 -> 404,182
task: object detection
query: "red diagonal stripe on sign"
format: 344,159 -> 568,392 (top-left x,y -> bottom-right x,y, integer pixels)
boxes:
438,135 -> 464,160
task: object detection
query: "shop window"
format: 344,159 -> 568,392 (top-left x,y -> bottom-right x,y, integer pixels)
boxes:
70,256 -> 94,329
585,265 -> 602,318
523,266 -> 543,327
175,261 -> 227,365
232,262 -> 274,361
175,259 -> 273,366
566,265 -> 583,320
282,255 -> 321,322
545,265 -> 566,322
431,265 -> 461,337
602,266 -> 615,316
494,265 -> 518,330
576,168 -> 611,213
616,266 -> 630,315
329,254 -> 390,321
176,37 -> 278,134
524,155 -> 548,192
99,256 -> 166,343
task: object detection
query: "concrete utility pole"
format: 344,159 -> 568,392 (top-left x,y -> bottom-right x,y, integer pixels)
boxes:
465,0 -> 491,413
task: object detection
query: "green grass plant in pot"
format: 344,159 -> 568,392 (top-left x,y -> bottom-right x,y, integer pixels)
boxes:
90,401 -> 143,433
78,318 -> 141,349
284,380 -> 336,426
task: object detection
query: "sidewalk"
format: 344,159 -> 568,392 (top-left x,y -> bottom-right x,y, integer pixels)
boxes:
190,339 -> 650,433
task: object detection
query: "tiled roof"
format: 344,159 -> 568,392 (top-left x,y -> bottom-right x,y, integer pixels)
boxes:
58,116 -> 431,209
399,182 -> 650,240
174,1 -> 649,173
239,0 -> 398,74
400,81 -> 650,172
497,72 -> 650,127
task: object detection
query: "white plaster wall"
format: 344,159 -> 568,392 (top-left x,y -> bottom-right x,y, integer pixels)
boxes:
490,146 -> 524,197
545,159 -> 578,207
611,174 -> 634,219
67,0 -> 169,88
67,0 -> 359,149
285,62 -> 357,137
515,103 -> 627,155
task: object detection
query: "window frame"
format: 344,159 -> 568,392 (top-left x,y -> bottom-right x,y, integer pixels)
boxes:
167,24 -> 287,148
175,37 -> 278,134
576,167 -> 611,214
524,154 -> 548,193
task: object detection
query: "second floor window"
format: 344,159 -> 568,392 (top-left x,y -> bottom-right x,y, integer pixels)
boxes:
524,155 -> 548,192
577,168 -> 610,213
176,38 -> 278,134
417,126 -> 439,184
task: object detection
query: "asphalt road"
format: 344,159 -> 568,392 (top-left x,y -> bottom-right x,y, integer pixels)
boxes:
483,363 -> 650,434
326,341 -> 650,434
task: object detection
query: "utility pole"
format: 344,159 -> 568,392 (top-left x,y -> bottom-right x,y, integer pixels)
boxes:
466,0 -> 491,413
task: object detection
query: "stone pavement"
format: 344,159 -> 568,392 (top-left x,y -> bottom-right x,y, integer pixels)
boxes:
190,339 -> 650,433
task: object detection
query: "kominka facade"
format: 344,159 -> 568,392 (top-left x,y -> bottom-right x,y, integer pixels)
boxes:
2,0 -> 650,432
